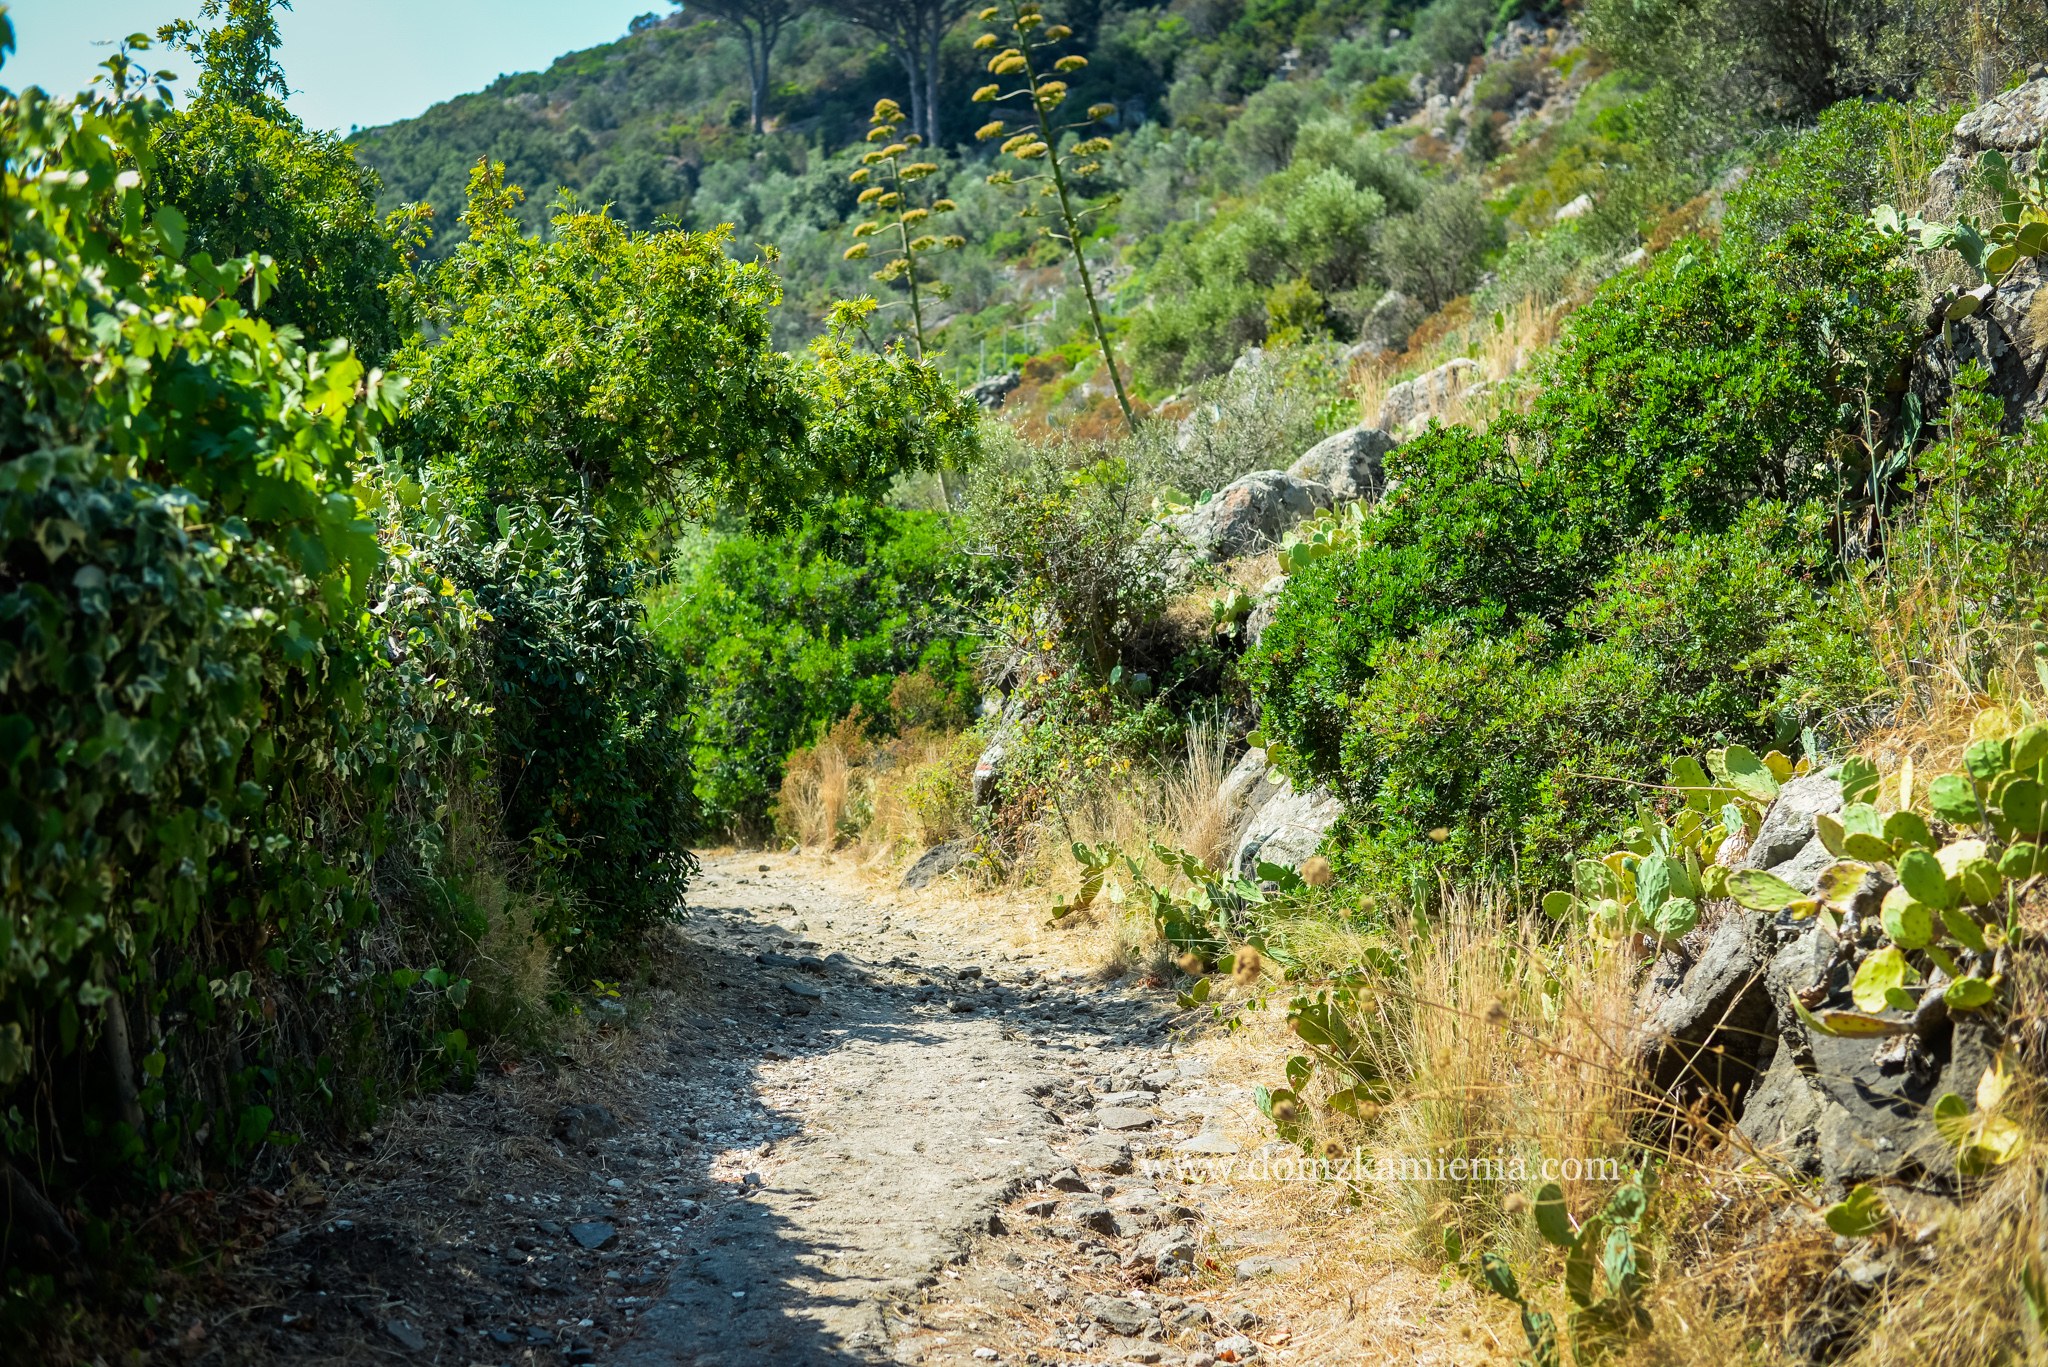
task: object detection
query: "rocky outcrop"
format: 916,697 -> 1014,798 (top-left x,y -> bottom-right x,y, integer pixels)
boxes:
1230,773 -> 1341,879
1911,78 -> 2048,435
1376,357 -> 1484,437
1911,257 -> 2048,435
1285,426 -> 1393,503
1242,573 -> 1288,647
1163,470 -> 1333,564
1926,75 -> 2048,213
964,371 -> 1021,410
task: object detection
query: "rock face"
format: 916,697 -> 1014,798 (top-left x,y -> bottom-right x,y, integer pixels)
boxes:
1285,426 -> 1394,503
1632,910 -> 1774,1106
1242,573 -> 1288,647
1926,76 -> 2048,212
1376,356 -> 1484,437
1742,773 -> 1845,870
1217,747 -> 1279,847
1913,79 -> 2048,434
1912,257 -> 2048,435
964,371 -> 1021,410
1230,773 -> 1341,879
1164,469 -> 1333,564
1353,289 -> 1425,356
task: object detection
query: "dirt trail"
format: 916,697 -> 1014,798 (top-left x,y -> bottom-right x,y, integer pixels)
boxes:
201,850 -> 1380,1367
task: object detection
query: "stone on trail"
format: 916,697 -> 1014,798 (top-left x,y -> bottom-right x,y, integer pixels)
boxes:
552,1103 -> 620,1144
567,1221 -> 618,1251
900,838 -> 971,889
1083,1293 -> 1152,1337
383,1318 -> 428,1353
781,978 -> 823,1000
1094,1106 -> 1159,1131
1049,1168 -> 1092,1192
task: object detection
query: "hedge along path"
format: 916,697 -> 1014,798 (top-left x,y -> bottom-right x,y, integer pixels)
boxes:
196,851 -> 1479,1364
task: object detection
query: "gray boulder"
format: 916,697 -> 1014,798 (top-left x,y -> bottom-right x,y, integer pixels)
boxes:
1165,470 -> 1333,564
1242,573 -> 1288,647
1742,778 -> 1837,868
1353,289 -> 1424,356
1376,357 -> 1483,437
901,839 -> 972,889
1231,774 -> 1341,879
1286,426 -> 1393,503
964,371 -> 1021,410
1632,910 -> 1774,1106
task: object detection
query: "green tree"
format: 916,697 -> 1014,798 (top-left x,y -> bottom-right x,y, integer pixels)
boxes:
150,0 -> 408,363
399,161 -> 976,529
674,0 -> 807,134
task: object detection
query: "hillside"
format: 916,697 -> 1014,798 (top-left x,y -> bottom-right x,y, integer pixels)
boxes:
10,1 -> 2048,1364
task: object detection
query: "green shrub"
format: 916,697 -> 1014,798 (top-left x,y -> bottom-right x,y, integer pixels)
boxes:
459,501 -> 697,952
649,501 -> 978,833
150,2 -> 408,364
1323,505 -> 1857,890
1524,224 -> 1916,543
1377,178 -> 1504,312
1722,98 -> 1955,249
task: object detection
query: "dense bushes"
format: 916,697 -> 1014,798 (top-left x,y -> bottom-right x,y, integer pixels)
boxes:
0,7 -> 975,1310
649,501 -> 980,833
1247,224 -> 1918,890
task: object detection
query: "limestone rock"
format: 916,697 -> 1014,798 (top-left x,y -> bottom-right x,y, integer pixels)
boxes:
1285,426 -> 1393,503
1164,470 -> 1334,564
1230,774 -> 1342,879
1376,356 -> 1484,437
964,371 -> 1021,410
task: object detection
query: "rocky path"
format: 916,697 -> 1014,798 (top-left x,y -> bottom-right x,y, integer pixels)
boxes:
199,851 -> 1294,1367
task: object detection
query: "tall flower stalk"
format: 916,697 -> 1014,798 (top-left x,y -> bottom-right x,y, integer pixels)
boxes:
971,0 -> 1134,429
845,97 -> 964,357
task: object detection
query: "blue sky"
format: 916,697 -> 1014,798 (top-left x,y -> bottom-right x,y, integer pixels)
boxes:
7,1 -> 661,132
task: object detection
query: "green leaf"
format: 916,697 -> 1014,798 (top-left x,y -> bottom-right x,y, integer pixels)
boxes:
1837,755 -> 1880,804
1635,852 -> 1674,918
1897,848 -> 1955,909
1814,812 -> 1848,857
1480,1252 -> 1522,1304
1929,773 -> 1983,826
1850,946 -> 1910,1012
1534,1182 -> 1575,1248
2010,722 -> 2048,772
1542,890 -> 1579,920
1650,895 -> 1699,938
1726,869 -> 1803,911
2000,842 -> 2046,879
1721,745 -> 1781,801
1880,888 -> 1934,949
1941,905 -> 1990,953
1944,976 -> 1997,1010
1843,831 -> 1897,864
2000,777 -> 2046,834
1964,738 -> 2011,782
1883,810 -> 1936,851
1816,1008 -> 1914,1037
1789,989 -> 1840,1038
1823,1184 -> 1890,1238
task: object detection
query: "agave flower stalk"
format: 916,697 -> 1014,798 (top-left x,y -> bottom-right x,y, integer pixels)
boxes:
844,97 -> 965,357
970,0 -> 1134,429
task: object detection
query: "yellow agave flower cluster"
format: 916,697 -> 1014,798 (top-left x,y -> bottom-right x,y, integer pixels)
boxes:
843,98 -> 963,274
